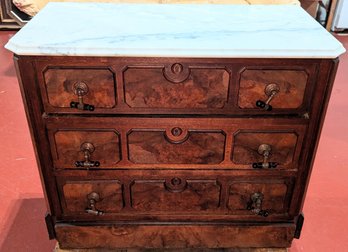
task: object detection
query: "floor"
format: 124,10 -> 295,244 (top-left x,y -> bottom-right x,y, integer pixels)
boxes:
0,30 -> 347,252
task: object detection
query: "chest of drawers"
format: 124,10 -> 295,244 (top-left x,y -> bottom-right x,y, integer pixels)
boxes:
6,3 -> 345,249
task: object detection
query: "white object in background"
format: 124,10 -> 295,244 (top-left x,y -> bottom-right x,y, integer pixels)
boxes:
332,0 -> 348,31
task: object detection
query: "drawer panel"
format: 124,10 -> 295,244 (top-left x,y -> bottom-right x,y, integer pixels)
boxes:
228,179 -> 293,216
232,131 -> 299,168
61,180 -> 123,215
124,65 -> 229,109
53,130 -> 121,168
127,129 -> 225,164
238,69 -> 308,110
44,67 -> 116,110
130,178 -> 221,212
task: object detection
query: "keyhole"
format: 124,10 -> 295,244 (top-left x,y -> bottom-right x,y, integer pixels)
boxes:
171,127 -> 183,136
171,177 -> 182,186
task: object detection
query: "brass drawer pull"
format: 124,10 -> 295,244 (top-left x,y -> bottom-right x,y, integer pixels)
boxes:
247,192 -> 269,217
70,82 -> 95,111
85,192 -> 104,216
256,83 -> 280,111
75,142 -> 100,168
252,144 -> 278,169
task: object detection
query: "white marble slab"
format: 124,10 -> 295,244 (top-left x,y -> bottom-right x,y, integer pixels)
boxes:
5,2 -> 346,58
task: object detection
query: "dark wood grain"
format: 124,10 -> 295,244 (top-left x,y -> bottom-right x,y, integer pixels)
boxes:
53,130 -> 121,168
238,70 -> 308,109
228,180 -> 289,214
232,131 -> 298,166
33,57 -> 319,115
124,67 -> 229,109
44,68 -> 116,108
62,180 -> 123,214
55,223 -> 295,249
54,171 -> 295,222
46,117 -> 306,170
130,179 -> 220,212
128,130 -> 225,164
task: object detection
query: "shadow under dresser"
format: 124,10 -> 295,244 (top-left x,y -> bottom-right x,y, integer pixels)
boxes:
5,2 -> 346,250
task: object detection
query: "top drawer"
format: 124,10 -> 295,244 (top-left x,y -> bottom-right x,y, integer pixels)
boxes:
36,58 -> 318,115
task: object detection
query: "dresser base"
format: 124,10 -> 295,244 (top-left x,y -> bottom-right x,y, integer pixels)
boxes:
55,223 -> 295,249
55,243 -> 288,252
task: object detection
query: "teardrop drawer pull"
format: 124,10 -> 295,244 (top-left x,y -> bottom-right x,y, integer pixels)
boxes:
252,144 -> 278,169
70,82 -> 95,111
85,192 -> 104,216
75,142 -> 100,168
256,83 -> 280,111
247,192 -> 269,217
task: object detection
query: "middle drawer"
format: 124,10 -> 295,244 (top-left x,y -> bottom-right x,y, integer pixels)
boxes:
47,117 -> 307,170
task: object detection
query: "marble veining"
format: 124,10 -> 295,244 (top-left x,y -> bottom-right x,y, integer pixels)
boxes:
5,2 -> 346,58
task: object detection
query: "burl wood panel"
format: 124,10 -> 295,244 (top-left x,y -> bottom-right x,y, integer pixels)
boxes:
228,181 -> 288,214
55,223 -> 295,249
44,68 -> 116,108
232,131 -> 298,167
238,70 -> 308,109
124,67 -> 229,109
130,179 -> 220,212
128,130 -> 225,164
54,130 -> 121,168
62,180 -> 123,214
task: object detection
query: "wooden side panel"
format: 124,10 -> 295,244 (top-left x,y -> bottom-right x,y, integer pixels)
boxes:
44,68 -> 116,108
228,181 -> 290,215
62,180 -> 123,214
238,70 -> 308,109
128,130 -> 225,164
54,130 -> 121,168
55,223 -> 295,249
232,131 -> 298,166
124,67 -> 229,109
130,179 -> 221,212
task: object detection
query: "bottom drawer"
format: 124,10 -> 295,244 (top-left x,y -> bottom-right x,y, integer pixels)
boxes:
56,222 -> 296,249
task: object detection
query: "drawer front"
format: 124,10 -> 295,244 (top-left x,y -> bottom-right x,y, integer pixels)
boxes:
47,117 -> 306,170
228,179 -> 293,216
238,69 -> 308,110
232,130 -> 299,169
43,67 -> 116,110
35,58 -> 318,115
60,180 -> 123,215
124,65 -> 230,109
55,172 -> 295,220
52,130 -> 121,169
130,178 -> 221,212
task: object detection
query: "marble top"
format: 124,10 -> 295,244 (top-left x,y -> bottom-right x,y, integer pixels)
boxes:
5,2 -> 346,58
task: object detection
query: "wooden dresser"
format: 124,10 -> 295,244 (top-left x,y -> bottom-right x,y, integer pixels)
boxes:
5,3 -> 345,250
